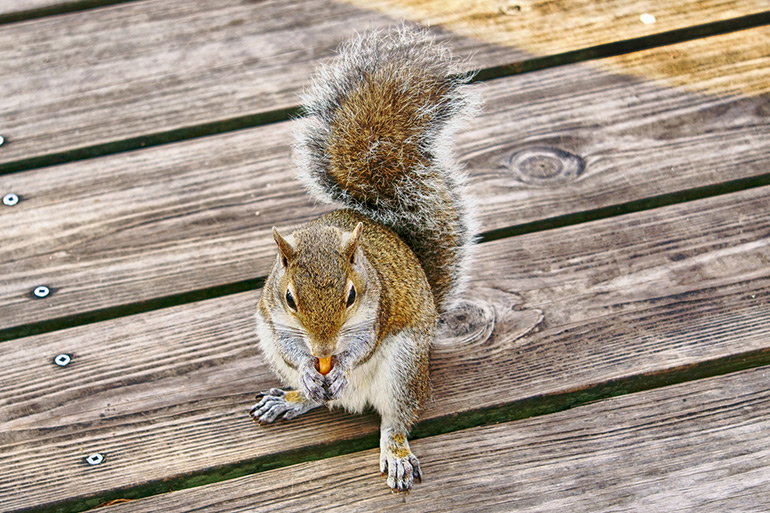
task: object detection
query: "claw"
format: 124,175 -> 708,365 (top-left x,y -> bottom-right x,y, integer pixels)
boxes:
379,431 -> 421,492
249,388 -> 321,425
300,366 -> 326,404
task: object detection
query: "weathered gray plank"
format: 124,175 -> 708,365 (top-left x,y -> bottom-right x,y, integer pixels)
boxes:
2,26 -> 768,330
0,0 -> 63,14
1,0 -> 766,168
2,184 -> 769,510
0,0 -> 76,15
106,365 -> 770,513
0,0 -> 486,168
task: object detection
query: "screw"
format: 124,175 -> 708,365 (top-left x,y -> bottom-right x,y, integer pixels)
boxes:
54,354 -> 71,367
85,453 -> 104,465
0,134 -> 4,146
2,193 -> 18,206
32,285 -> 51,298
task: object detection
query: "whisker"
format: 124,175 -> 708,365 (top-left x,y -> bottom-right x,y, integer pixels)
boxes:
273,322 -> 307,338
341,321 -> 371,336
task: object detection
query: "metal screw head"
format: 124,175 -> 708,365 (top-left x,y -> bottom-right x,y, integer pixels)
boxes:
33,285 -> 51,298
85,453 -> 104,465
54,354 -> 71,367
0,134 -> 4,146
2,193 -> 18,206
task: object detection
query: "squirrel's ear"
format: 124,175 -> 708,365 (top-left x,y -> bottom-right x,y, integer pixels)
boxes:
342,222 -> 363,265
272,227 -> 294,267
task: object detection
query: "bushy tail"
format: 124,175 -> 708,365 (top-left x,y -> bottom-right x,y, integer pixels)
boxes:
293,25 -> 480,311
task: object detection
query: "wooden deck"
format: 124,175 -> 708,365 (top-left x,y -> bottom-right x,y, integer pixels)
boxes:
1,1 -> 769,511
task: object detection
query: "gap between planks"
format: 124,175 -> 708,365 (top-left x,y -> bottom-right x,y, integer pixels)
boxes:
0,3 -> 761,508
2,24 -> 769,339
36,348 -> 770,513
1,6 -> 768,175
0,0 -> 142,25
2,184 -> 770,511
102,365 -> 770,513
3,170 -> 770,344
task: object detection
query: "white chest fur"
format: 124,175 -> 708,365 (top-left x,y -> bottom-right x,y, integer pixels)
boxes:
256,307 -> 413,421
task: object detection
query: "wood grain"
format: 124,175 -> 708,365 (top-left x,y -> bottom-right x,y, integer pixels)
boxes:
0,0 -> 765,168
345,0 -> 770,96
2,185 -> 769,510
0,0 -> 66,15
0,0 -> 135,20
594,24 -> 770,96
2,26 -> 768,330
346,0 -> 768,57
0,0 -> 61,12
106,365 -> 770,513
0,0 -> 489,168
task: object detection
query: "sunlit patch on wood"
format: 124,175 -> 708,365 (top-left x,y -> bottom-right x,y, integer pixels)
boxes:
340,0 -> 770,96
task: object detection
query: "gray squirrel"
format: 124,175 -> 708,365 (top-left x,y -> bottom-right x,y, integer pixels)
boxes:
250,26 -> 479,491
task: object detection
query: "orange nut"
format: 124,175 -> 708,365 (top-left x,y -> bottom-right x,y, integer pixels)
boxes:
318,356 -> 332,376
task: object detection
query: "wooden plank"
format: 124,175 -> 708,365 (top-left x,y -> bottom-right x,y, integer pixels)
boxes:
2,26 -> 769,331
348,0 -> 770,69
104,365 -> 770,513
458,26 -> 770,229
0,0 -> 486,169
0,0 -> 70,15
2,184 -> 770,510
0,0 -> 766,169
593,20 -> 770,97
356,2 -> 770,97
0,0 -> 135,20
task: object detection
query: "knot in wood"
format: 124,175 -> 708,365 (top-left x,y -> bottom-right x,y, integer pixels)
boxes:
508,146 -> 584,186
436,300 -> 495,347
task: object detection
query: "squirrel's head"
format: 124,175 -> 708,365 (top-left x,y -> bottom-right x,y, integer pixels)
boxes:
268,221 -> 377,363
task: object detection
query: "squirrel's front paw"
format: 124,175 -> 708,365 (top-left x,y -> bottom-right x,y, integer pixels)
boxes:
323,363 -> 349,401
300,364 -> 327,404
380,433 -> 422,492
250,388 -> 319,424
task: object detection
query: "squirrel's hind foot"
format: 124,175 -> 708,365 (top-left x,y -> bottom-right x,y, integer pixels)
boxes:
250,388 -> 320,424
380,431 -> 422,492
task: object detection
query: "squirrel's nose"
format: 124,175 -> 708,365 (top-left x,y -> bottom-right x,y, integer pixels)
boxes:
310,336 -> 336,359
311,346 -> 334,359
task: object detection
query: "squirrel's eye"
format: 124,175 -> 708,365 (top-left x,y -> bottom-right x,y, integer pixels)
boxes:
285,289 -> 297,311
346,284 -> 356,308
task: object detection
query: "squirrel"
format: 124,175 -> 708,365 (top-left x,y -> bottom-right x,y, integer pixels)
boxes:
250,25 -> 479,492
